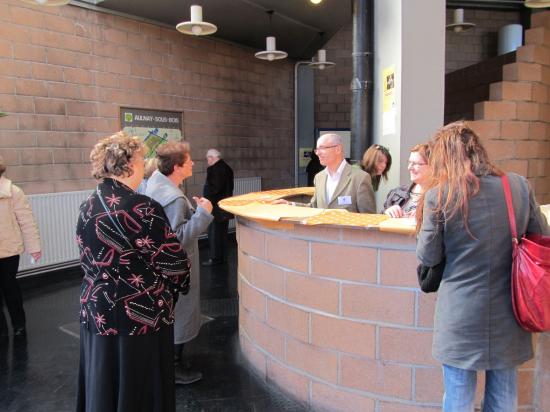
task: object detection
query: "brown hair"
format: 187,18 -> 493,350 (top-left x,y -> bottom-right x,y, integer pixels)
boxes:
90,132 -> 143,180
410,143 -> 430,163
416,121 -> 502,234
156,141 -> 190,176
0,154 -> 5,178
361,144 -> 392,191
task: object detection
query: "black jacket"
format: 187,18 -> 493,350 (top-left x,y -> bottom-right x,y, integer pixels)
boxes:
381,183 -> 415,213
76,178 -> 191,336
204,159 -> 234,222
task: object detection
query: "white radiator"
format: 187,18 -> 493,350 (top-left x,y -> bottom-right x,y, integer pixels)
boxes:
18,177 -> 261,275
229,176 -> 262,231
19,190 -> 92,274
233,176 -> 262,197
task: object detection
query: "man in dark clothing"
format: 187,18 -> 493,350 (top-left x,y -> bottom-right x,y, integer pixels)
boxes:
202,149 -> 234,266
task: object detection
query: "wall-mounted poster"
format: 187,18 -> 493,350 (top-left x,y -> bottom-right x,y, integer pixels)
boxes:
382,65 -> 396,136
120,107 -> 183,158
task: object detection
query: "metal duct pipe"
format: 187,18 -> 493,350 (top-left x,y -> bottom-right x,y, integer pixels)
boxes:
350,0 -> 373,163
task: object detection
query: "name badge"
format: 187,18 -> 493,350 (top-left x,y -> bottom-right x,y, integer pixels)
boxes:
338,195 -> 352,206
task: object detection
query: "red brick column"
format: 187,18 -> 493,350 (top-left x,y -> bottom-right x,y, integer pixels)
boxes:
535,333 -> 550,411
236,217 -> 536,411
470,11 -> 550,205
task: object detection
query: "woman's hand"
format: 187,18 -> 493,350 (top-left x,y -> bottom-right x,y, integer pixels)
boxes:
30,251 -> 42,262
384,205 -> 404,218
404,209 -> 417,218
193,196 -> 213,214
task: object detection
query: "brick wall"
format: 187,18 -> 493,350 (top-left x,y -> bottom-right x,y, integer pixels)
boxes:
535,333 -> 550,411
313,22 -> 352,131
470,11 -> 550,205
237,219 -> 536,410
314,10 -> 523,132
445,52 -> 516,123
0,0 -> 295,195
446,8 -> 522,73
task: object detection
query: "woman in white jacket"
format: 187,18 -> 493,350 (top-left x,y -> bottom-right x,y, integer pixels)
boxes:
146,142 -> 213,385
0,155 -> 41,338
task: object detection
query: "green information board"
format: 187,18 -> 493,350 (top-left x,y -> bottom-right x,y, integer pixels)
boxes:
120,107 -> 183,158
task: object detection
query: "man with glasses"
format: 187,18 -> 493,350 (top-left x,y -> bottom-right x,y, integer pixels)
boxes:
283,133 -> 375,213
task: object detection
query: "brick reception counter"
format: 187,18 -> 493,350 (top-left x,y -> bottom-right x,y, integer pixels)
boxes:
221,190 -> 541,411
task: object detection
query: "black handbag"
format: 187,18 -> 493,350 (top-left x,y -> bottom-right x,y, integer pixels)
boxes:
417,258 -> 445,293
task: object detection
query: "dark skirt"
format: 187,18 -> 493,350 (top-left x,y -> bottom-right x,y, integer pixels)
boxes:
76,324 -> 175,412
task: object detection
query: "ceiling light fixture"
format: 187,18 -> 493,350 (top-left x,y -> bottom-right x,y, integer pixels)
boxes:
310,0 -> 323,4
20,0 -> 70,5
255,36 -> 287,61
446,8 -> 476,33
255,11 -> 287,61
176,5 -> 217,36
525,0 -> 550,7
309,49 -> 335,70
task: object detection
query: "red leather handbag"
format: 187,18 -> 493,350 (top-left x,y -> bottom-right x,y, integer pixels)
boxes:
502,174 -> 550,333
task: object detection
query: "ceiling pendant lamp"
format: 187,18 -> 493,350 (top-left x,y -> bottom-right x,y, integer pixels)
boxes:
255,36 -> 287,61
525,0 -> 550,7
309,49 -> 335,70
176,5 -> 217,36
255,10 -> 287,61
446,9 -> 476,33
20,0 -> 70,5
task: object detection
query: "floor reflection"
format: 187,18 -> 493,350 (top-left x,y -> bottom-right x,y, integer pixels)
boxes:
0,237 -> 306,412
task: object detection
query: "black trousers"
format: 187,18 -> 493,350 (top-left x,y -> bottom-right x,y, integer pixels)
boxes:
208,220 -> 229,263
0,255 -> 25,332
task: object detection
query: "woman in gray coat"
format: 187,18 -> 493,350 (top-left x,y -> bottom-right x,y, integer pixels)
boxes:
146,141 -> 213,385
416,122 -> 549,412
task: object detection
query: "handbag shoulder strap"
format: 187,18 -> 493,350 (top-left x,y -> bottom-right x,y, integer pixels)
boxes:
501,174 -> 518,241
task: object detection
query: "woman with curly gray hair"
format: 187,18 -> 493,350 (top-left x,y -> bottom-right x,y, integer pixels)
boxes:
76,132 -> 191,412
0,154 -> 41,338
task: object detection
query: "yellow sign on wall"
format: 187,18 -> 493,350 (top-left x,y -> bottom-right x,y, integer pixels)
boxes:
382,65 -> 396,135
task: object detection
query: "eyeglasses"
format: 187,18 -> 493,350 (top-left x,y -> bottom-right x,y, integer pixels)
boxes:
408,161 -> 427,168
314,144 -> 339,154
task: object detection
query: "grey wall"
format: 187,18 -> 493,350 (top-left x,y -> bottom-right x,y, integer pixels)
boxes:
373,0 -> 445,206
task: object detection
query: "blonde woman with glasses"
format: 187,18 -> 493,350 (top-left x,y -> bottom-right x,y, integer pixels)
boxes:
382,143 -> 431,218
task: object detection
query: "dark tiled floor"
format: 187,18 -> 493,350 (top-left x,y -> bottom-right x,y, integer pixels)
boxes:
0,237 -> 306,412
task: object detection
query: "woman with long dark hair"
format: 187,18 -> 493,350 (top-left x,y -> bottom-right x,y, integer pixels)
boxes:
416,122 -> 549,411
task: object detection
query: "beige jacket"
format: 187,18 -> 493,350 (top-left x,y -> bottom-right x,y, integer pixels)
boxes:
0,176 -> 41,259
309,162 -> 376,213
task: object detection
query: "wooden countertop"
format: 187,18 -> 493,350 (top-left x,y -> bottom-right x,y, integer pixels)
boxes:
219,187 -> 417,235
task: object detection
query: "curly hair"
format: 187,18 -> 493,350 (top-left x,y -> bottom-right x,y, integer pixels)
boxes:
156,141 -> 190,176
0,154 -> 6,178
90,132 -> 143,180
361,144 -> 392,191
143,157 -> 158,179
